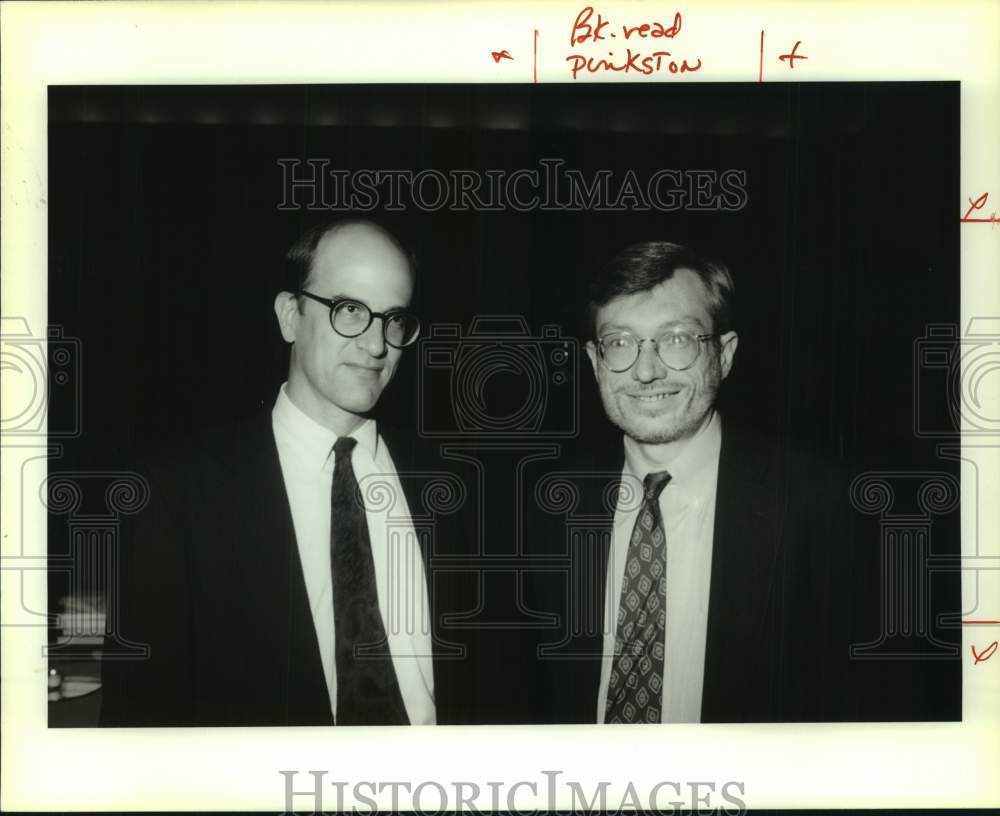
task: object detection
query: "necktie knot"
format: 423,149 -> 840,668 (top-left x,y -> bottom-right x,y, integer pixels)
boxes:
333,436 -> 357,462
643,469 -> 671,502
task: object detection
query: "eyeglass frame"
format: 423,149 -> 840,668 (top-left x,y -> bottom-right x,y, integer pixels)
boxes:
297,290 -> 421,348
595,329 -> 718,372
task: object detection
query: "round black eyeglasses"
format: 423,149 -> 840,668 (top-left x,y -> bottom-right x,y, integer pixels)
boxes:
298,291 -> 421,348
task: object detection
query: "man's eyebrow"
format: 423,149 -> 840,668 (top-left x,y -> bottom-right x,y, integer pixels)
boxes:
331,292 -> 411,312
598,317 -> 706,334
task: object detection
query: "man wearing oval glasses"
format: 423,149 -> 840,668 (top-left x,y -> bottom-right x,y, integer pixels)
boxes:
529,240 -> 854,724
101,220 -> 472,726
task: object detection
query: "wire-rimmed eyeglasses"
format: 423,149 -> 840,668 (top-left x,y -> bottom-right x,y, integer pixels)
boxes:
596,329 -> 716,372
298,291 -> 421,348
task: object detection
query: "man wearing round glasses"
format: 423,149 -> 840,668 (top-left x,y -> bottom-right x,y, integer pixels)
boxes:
585,247 -> 738,452
530,240 -> 851,725
268,221 -> 442,726
102,220 -> 472,728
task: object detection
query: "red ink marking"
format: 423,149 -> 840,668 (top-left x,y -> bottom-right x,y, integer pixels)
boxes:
961,192 -> 999,224
963,620 -> 1000,625
534,29 -> 538,83
758,30 -> 764,82
566,49 -> 701,80
622,12 -> 682,40
570,6 -> 610,46
778,40 -> 808,69
963,191 -> 989,220
491,50 -> 513,63
566,8 -> 699,81
971,641 -> 998,664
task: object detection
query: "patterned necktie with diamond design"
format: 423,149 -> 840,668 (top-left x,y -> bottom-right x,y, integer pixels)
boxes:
604,469 -> 671,724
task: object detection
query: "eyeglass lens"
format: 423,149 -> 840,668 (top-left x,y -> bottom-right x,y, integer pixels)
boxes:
331,300 -> 418,347
601,332 -> 702,372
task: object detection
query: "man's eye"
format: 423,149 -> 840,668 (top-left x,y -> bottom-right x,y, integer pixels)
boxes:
667,333 -> 692,346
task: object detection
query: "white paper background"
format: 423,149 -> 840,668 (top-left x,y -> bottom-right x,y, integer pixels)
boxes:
2,0 -> 998,810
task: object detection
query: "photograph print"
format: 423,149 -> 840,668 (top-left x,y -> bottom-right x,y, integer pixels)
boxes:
43,81 -> 962,727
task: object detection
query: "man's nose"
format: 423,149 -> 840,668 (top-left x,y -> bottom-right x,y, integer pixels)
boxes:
632,339 -> 667,383
356,319 -> 388,357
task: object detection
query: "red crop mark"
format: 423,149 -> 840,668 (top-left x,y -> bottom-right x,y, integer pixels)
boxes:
971,641 -> 998,664
534,29 -> 539,83
778,40 -> 807,68
963,191 -> 989,220
961,192 -> 999,224
758,30 -> 764,82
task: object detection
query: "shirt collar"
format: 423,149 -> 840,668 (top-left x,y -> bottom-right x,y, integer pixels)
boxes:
272,382 -> 379,471
622,410 -> 722,499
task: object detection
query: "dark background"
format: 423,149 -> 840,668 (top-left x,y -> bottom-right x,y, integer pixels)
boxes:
47,82 -> 962,721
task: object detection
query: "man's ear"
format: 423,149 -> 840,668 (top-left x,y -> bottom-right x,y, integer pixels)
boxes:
274,291 -> 300,343
718,331 -> 739,379
585,340 -> 599,378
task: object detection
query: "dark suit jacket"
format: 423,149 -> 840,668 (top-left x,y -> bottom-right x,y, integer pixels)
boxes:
99,409 -> 476,726
525,421 -> 855,723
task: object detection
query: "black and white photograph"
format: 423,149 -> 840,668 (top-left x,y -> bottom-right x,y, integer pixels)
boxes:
44,81 -> 962,728
2,2 -> 998,813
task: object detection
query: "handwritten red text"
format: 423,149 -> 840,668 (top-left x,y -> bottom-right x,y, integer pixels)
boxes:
567,7 -> 701,81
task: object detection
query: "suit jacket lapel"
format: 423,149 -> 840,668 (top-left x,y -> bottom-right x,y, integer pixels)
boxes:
232,410 -> 332,724
702,426 -> 786,722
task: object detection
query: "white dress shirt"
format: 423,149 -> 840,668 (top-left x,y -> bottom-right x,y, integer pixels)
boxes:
271,384 -> 436,724
597,410 -> 722,723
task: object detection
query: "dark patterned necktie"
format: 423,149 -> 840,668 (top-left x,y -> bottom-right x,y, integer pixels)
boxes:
604,469 -> 671,724
330,436 -> 409,725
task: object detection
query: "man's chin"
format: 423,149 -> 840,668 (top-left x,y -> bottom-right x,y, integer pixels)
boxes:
622,425 -> 683,445
610,407 -> 693,445
325,385 -> 383,418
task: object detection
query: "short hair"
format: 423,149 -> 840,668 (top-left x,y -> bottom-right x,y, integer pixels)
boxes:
283,218 -> 416,308
586,240 -> 735,338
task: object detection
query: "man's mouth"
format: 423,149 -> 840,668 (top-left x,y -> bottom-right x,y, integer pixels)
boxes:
628,388 -> 682,402
345,362 -> 384,375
